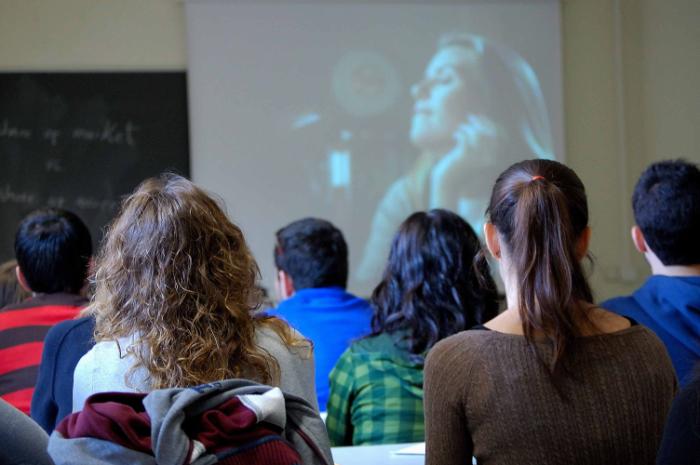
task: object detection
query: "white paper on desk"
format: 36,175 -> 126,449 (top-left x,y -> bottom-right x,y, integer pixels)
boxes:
394,444 -> 478,464
392,443 -> 425,455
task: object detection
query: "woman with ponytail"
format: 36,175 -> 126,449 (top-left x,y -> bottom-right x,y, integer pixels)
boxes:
424,159 -> 676,465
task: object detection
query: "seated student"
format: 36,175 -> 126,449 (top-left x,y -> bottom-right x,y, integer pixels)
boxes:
326,209 -> 499,446
271,218 -> 373,411
72,174 -> 321,414
656,366 -> 700,464
424,159 -> 677,465
603,160 -> 700,386
0,208 -> 92,415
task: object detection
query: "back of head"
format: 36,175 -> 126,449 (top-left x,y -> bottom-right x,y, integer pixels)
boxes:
371,209 -> 499,355
15,208 -> 92,295
274,218 -> 348,290
487,159 -> 592,371
633,159 -> 700,265
92,173 -> 279,389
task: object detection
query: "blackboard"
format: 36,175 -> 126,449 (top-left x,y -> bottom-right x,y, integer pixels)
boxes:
0,72 -> 189,260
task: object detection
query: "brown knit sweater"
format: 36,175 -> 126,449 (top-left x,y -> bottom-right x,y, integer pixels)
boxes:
424,326 -> 677,465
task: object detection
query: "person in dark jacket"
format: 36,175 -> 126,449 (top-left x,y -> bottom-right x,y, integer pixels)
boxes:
603,160 -> 700,386
657,368 -> 700,464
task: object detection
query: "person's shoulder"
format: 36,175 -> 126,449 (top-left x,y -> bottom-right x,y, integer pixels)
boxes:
80,337 -> 135,367
256,323 -> 312,360
629,325 -> 678,381
74,336 -> 140,382
348,332 -> 397,355
47,316 -> 93,338
348,296 -> 374,316
428,329 -> 496,362
425,329 -> 512,371
42,316 -> 92,352
601,292 -> 639,314
424,330 -> 496,391
601,275 -> 700,314
604,325 -> 676,373
256,321 -> 303,343
624,325 -> 670,353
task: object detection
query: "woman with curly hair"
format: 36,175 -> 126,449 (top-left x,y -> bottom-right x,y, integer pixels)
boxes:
326,209 -> 499,446
72,174 -> 316,410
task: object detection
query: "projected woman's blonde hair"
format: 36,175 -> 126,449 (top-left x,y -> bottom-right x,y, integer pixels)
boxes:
89,173 -> 299,389
437,32 -> 554,160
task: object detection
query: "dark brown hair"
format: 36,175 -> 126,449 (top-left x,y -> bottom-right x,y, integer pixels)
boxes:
487,159 -> 593,372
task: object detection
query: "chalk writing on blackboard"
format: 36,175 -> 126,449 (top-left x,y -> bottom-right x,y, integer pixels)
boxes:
0,119 -> 32,139
0,71 -> 189,261
71,120 -> 139,146
0,184 -> 37,205
1,118 -> 139,147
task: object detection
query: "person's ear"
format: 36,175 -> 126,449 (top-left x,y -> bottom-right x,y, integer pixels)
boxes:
631,226 -> 648,254
276,270 -> 295,300
15,266 -> 32,293
576,227 -> 592,261
483,222 -> 501,260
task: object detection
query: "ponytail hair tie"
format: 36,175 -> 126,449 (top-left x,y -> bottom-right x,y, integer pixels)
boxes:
531,175 -> 546,182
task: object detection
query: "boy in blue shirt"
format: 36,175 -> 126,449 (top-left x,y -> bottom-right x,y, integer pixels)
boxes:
271,218 -> 372,410
603,160 -> 700,386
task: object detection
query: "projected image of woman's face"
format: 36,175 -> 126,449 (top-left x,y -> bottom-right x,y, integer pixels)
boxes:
410,46 -> 483,153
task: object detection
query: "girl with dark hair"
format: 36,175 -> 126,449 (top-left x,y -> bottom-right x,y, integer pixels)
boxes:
424,159 -> 677,465
326,209 -> 499,446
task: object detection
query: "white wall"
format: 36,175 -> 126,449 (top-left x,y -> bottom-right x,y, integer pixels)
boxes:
0,0 -> 186,70
562,0 -> 700,299
0,0 -> 698,300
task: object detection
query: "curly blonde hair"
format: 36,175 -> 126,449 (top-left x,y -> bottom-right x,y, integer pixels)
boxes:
88,173 -> 303,389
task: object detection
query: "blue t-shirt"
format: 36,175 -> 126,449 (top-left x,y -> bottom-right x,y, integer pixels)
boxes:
602,275 -> 700,386
271,287 -> 373,411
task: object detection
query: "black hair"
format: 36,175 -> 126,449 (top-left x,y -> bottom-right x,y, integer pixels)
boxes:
274,218 -> 348,290
369,209 -> 499,355
15,208 -> 92,294
632,159 -> 700,265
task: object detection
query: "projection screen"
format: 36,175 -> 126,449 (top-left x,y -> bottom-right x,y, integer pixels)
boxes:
186,0 -> 563,296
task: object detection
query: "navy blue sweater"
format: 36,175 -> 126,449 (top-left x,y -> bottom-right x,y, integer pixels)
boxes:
30,316 -> 95,433
657,372 -> 700,464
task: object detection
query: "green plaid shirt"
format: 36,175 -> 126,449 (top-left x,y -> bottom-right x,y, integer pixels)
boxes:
326,332 -> 425,446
